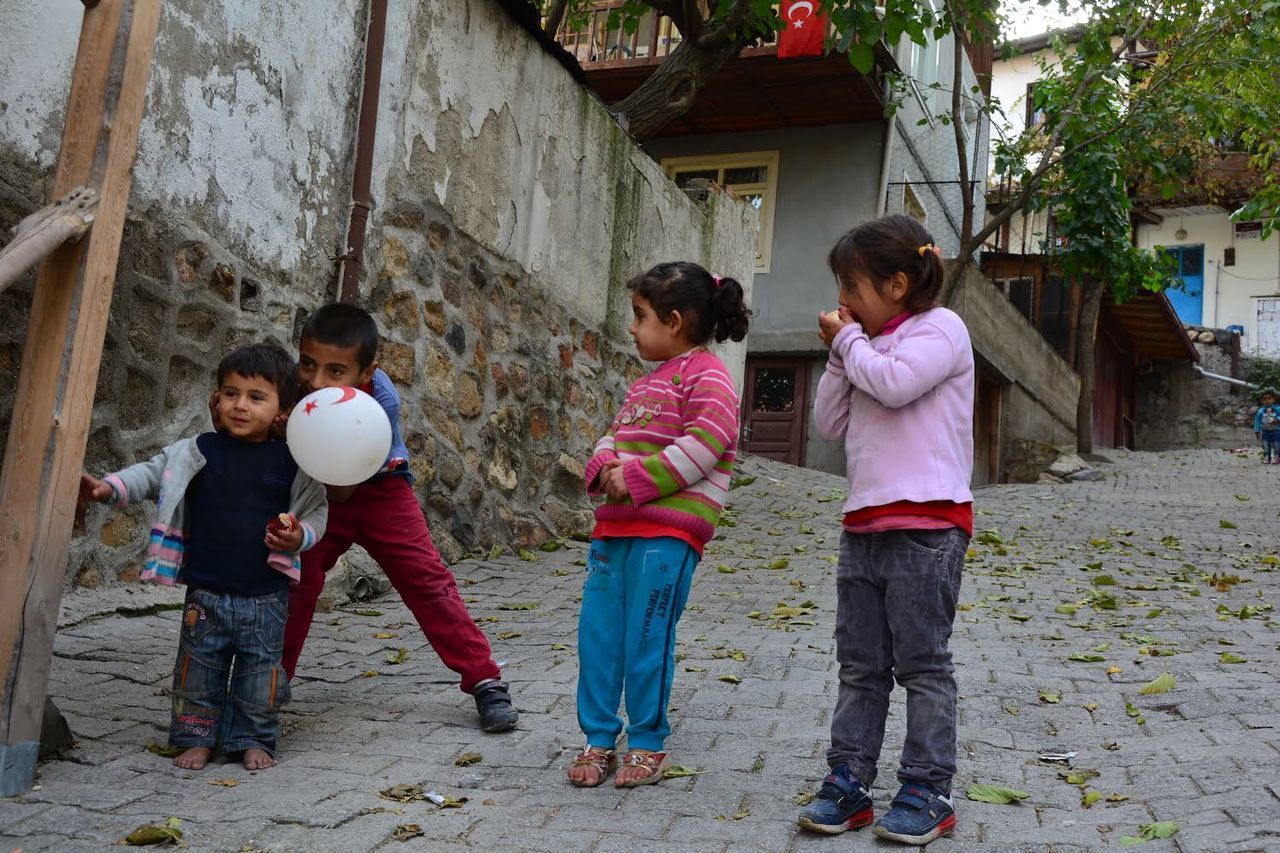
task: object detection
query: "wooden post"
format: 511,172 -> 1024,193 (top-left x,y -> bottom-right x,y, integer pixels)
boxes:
0,0 -> 161,796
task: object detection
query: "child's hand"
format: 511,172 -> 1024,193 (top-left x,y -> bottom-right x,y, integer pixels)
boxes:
78,473 -> 113,506
264,513 -> 304,552
271,409 -> 289,440
818,308 -> 855,347
600,463 -> 631,502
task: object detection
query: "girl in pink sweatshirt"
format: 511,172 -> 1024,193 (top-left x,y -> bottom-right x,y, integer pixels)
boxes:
569,262 -> 750,789
796,215 -> 974,846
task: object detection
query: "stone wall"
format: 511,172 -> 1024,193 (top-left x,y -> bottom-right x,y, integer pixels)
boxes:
1136,336 -> 1255,450
0,0 -> 757,592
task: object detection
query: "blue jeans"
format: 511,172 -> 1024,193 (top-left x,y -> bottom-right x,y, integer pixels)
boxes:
1262,430 -> 1280,461
576,537 -> 698,752
826,528 -> 967,793
169,588 -> 290,756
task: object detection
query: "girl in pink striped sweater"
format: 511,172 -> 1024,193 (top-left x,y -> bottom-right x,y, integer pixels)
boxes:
568,261 -> 750,788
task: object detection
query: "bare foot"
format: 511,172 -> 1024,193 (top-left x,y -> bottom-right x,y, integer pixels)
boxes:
173,747 -> 212,770
242,748 -> 276,770
567,763 -> 603,786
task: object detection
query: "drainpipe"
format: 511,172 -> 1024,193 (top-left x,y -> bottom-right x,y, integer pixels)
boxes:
336,0 -> 389,303
876,80 -> 897,216
1194,363 -> 1255,388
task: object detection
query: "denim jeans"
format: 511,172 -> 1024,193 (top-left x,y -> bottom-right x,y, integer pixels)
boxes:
826,528 -> 967,793
169,587 -> 290,756
1262,430 -> 1280,461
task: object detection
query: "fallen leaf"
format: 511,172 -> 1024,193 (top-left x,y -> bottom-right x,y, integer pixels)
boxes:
353,609 -> 384,617
1067,652 -> 1106,662
380,784 -> 426,803
684,665 -> 705,672
1039,690 -> 1062,704
392,824 -> 424,841
965,784 -> 1030,804
794,791 -> 816,806
1081,790 -> 1103,808
1124,702 -> 1146,725
550,643 -> 568,651
144,739 -> 183,758
372,631 -> 395,639
518,549 -> 538,562
1058,769 -> 1100,787
499,601 -> 540,610
538,539 -> 562,552
1220,519 -> 1238,529
454,752 -> 483,767
1102,741 -> 1120,750
1107,793 -> 1130,802
1055,603 -> 1079,615
718,674 -> 742,684
385,648 -> 409,665
1106,666 -> 1123,675
1137,671 -> 1176,695
123,817 -> 183,846
487,544 -> 503,560
496,631 -> 522,640
1219,651 -> 1247,664
663,765 -> 710,778
207,778 -> 238,787
765,557 -> 790,570
361,670 -> 379,678
1119,821 -> 1179,845
716,564 -> 737,574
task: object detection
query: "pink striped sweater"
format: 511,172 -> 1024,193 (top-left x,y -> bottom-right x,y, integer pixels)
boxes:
584,349 -> 740,549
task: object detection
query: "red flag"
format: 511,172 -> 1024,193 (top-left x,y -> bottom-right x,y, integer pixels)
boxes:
778,0 -> 827,58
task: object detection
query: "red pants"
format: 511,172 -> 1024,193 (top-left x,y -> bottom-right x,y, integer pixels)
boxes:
282,476 -> 500,693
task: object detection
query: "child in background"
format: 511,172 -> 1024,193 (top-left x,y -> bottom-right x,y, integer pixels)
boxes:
568,262 -> 750,788
282,304 -> 518,732
1254,388 -> 1280,464
797,216 -> 974,845
80,344 -> 327,770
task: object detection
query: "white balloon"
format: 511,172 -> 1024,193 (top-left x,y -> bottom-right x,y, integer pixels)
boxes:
286,387 -> 392,486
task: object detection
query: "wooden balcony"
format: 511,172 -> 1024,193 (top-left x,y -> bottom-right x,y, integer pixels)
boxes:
553,4 -> 887,137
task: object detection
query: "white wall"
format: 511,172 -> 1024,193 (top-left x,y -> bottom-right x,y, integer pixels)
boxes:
1137,213 -> 1280,349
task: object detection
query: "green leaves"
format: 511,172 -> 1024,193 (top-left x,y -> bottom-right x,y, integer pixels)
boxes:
123,817 -> 183,846
1038,689 -> 1062,704
1137,672 -> 1177,695
1067,652 -> 1107,662
662,765 -> 709,778
965,784 -> 1030,804
1219,651 -> 1248,664
499,601 -> 540,610
1118,822 -> 1179,845
385,647 -> 409,665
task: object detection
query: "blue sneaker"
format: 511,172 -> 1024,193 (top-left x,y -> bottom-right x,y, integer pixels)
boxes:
796,764 -> 874,835
873,782 -> 956,846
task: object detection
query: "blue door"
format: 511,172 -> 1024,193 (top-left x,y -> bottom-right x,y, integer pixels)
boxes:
1162,244 -> 1204,325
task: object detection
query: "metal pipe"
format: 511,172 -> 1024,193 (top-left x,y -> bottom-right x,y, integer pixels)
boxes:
337,0 -> 389,303
1194,363 -> 1255,388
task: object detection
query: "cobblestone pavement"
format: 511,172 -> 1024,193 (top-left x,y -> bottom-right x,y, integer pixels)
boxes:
3,449 -> 1279,852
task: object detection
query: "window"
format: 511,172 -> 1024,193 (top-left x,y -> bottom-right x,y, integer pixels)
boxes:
903,184 -> 927,224
1025,82 -> 1045,128
662,151 -> 780,272
998,277 -> 1034,321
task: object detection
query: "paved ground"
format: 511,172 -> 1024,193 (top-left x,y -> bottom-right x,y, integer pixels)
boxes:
3,448 -> 1279,852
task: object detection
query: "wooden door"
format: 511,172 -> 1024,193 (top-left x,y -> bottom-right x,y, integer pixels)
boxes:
973,371 -> 1002,486
742,358 -> 808,465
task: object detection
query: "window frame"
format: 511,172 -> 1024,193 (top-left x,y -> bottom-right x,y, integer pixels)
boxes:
661,150 -> 781,273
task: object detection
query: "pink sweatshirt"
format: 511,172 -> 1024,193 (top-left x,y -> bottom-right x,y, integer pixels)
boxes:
584,349 -> 739,549
814,306 -> 975,513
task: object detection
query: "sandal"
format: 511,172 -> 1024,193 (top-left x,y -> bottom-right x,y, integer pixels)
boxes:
615,750 -> 669,788
568,746 -> 617,787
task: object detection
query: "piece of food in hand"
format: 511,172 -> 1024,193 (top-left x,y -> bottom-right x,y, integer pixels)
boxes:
266,513 -> 293,536
823,310 -> 841,322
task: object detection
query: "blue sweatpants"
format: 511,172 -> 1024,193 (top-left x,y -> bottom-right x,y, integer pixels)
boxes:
576,536 -> 699,752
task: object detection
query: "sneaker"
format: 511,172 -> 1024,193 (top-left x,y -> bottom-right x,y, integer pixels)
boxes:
873,782 -> 956,846
473,679 -> 518,732
796,764 -> 874,835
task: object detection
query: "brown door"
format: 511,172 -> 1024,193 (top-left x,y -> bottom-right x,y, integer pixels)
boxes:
742,359 -> 808,465
973,370 -> 1002,486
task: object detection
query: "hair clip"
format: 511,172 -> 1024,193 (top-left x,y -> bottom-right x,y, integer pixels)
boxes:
711,274 -> 724,288
917,243 -> 937,257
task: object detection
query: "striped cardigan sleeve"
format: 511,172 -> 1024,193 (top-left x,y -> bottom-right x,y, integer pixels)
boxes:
622,359 -> 738,505
583,434 -> 619,496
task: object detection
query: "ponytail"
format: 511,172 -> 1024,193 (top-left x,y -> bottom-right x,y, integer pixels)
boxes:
627,261 -> 752,345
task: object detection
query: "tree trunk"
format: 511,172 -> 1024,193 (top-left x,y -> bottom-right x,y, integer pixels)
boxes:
611,36 -> 746,141
1075,275 -> 1104,455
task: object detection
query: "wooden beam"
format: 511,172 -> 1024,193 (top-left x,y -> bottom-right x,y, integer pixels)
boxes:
0,0 -> 161,797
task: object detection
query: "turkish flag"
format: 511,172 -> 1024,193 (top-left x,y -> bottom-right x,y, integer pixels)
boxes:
778,0 -> 827,58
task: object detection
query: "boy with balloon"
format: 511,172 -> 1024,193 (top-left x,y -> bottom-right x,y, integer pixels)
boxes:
282,303 -> 518,732
79,343 -> 328,771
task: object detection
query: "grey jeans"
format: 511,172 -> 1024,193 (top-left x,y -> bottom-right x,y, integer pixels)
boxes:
825,528 -> 967,793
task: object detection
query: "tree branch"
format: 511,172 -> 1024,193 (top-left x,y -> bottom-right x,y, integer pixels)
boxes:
693,0 -> 752,49
542,0 -> 568,37
949,10 -> 973,249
